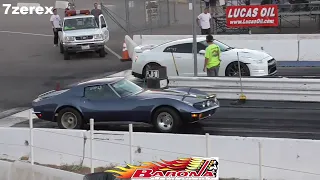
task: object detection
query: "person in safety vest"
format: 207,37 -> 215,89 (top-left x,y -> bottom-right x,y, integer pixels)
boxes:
203,34 -> 221,77
64,19 -> 76,30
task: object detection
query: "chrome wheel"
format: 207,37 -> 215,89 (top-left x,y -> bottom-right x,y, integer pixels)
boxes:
156,112 -> 174,131
61,112 -> 78,129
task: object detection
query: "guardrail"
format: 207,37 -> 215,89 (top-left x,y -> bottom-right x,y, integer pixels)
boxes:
168,76 -> 320,102
1,117 -> 320,180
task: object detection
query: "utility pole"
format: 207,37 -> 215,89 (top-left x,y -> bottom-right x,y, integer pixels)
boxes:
192,0 -> 197,76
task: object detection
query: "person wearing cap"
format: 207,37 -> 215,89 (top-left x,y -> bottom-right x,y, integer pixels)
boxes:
203,34 -> 220,77
197,7 -> 211,35
50,8 -> 62,47
91,3 -> 102,24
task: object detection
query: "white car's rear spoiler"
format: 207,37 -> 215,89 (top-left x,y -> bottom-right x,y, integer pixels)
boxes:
134,44 -> 157,53
124,35 -> 138,58
124,35 -> 157,57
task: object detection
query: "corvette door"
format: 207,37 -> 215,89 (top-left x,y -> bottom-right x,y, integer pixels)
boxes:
98,14 -> 109,45
79,85 -> 123,122
163,43 -> 194,76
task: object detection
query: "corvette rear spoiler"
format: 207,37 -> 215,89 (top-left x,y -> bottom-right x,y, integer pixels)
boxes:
38,90 -> 56,98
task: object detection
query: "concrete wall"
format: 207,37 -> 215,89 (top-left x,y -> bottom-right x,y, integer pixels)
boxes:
132,34 -> 320,62
1,127 -> 320,180
0,160 -> 83,180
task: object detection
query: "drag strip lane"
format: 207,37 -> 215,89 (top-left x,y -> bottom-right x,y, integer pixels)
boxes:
9,99 -> 320,140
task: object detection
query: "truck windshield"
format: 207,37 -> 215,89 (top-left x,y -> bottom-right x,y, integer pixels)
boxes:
63,17 -> 98,31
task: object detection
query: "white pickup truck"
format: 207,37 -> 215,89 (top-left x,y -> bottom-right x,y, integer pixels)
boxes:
58,10 -> 109,60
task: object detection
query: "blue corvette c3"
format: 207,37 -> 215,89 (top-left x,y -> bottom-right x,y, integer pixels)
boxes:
32,77 -> 219,133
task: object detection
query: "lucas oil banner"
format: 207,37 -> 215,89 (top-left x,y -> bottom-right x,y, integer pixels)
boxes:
226,5 -> 279,28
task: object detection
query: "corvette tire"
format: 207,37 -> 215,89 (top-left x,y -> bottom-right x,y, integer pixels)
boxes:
152,107 -> 181,133
57,107 -> 84,129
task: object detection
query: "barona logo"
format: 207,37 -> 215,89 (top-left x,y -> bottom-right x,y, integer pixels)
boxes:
2,4 -> 54,15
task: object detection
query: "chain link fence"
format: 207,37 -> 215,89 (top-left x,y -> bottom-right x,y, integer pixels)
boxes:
101,0 -> 204,35
101,0 -> 320,35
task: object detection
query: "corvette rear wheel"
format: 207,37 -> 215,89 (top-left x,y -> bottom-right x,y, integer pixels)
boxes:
152,107 -> 181,133
57,108 -> 84,129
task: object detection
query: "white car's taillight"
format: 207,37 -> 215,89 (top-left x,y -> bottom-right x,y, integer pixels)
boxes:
135,56 -> 138,62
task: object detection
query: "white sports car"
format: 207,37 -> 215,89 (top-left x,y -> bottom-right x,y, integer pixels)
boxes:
131,37 -> 277,78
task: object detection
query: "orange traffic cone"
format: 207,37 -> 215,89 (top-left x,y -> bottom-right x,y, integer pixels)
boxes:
120,42 -> 131,62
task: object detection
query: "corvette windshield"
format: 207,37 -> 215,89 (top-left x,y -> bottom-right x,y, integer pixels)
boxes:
110,79 -> 143,97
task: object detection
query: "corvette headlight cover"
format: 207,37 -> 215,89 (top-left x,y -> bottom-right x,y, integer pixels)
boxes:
195,100 -> 213,109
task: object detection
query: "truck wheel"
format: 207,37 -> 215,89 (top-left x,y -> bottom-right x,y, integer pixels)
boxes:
152,107 -> 181,133
98,48 -> 106,57
64,51 -> 70,60
59,43 -> 64,54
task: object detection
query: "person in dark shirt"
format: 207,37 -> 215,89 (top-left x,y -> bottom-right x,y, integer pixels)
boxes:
91,3 -> 102,24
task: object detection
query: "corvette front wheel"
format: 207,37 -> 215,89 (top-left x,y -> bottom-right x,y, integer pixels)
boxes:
152,107 -> 181,133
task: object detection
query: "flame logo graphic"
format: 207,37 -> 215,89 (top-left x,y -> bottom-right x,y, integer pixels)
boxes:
106,158 -> 204,179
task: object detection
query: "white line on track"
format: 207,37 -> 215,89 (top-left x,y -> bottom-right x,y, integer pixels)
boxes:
104,45 -> 121,59
0,30 -> 122,58
0,30 -> 53,37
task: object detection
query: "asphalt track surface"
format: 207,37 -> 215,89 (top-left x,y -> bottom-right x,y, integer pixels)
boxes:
1,0 -> 320,139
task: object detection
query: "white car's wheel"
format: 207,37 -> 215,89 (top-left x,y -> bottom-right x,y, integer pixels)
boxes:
142,63 -> 161,78
225,62 -> 250,76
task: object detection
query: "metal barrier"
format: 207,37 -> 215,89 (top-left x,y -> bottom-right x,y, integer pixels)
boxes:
168,76 -> 320,102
